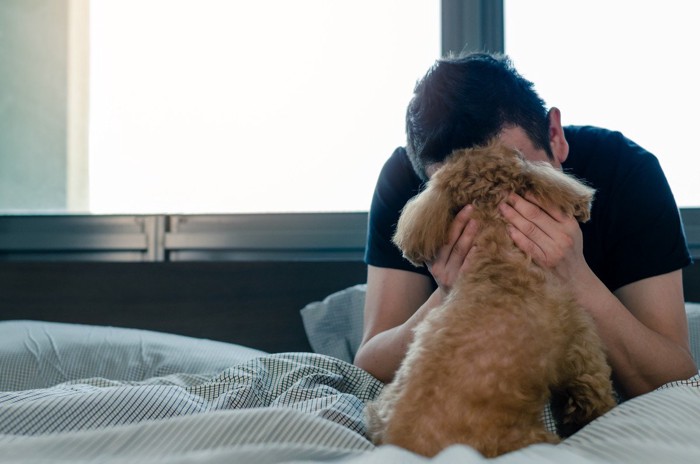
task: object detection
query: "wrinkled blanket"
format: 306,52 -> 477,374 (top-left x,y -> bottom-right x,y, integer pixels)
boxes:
2,321 -> 700,464
0,353 -> 382,436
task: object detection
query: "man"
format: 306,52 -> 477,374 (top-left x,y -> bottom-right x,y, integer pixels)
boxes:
353,52 -> 697,399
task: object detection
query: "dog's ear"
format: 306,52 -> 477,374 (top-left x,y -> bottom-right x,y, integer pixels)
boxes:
392,185 -> 455,267
522,162 -> 595,222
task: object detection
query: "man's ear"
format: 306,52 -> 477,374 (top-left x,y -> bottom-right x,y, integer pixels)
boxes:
548,107 -> 569,166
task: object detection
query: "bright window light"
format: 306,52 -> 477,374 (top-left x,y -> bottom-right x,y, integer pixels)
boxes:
505,0 -> 700,207
88,0 -> 440,213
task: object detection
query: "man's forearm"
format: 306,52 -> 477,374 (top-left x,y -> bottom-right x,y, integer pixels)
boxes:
575,270 -> 697,398
354,289 -> 445,383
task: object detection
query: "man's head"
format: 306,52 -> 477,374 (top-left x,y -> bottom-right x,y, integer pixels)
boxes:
405,52 -> 563,181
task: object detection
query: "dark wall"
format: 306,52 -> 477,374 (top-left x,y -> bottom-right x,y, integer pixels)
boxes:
0,261 -> 367,353
1,258 -> 699,354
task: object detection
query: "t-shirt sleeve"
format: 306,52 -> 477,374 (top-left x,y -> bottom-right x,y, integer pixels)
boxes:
364,147 -> 432,276
603,146 -> 691,290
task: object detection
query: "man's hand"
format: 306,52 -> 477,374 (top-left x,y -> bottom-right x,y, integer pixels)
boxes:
498,192 -> 589,286
427,205 -> 479,296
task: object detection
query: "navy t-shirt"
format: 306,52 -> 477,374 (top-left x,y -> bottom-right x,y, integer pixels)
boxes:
365,126 -> 691,292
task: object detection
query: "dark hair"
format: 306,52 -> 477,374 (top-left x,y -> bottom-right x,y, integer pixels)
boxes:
405,52 -> 552,180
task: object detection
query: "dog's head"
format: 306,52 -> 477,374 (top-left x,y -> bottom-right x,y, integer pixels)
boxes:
431,139 -> 594,222
393,139 -> 595,266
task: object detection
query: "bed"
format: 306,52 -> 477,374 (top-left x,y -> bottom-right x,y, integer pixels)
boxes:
2,285 -> 700,463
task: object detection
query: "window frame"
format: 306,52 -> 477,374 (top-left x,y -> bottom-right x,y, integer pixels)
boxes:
5,1 -> 696,264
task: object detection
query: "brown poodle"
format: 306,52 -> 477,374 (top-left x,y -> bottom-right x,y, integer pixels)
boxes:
365,139 -> 616,458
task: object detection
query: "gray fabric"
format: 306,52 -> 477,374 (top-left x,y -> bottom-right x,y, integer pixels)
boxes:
0,408 -> 374,464
300,284 -> 366,363
0,368 -> 698,463
686,302 -> 700,363
562,379 -> 700,463
0,352 -> 383,437
1,320 -> 700,463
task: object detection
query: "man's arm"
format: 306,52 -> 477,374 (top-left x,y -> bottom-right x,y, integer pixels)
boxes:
601,269 -> 696,397
355,205 -> 478,382
569,266 -> 696,398
500,192 -> 697,397
353,265 -> 437,383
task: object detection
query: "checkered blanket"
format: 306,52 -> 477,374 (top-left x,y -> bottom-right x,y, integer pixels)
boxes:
0,352 -> 382,437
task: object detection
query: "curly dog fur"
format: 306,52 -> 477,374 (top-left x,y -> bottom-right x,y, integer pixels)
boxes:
365,140 -> 616,458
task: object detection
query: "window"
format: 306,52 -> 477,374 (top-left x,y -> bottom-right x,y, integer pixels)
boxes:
7,2 -> 697,214
504,0 -> 700,207
88,0 -> 440,213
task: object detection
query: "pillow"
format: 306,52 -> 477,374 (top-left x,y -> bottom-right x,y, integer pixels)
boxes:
300,284 -> 366,363
686,302 -> 700,362
0,320 -> 266,391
